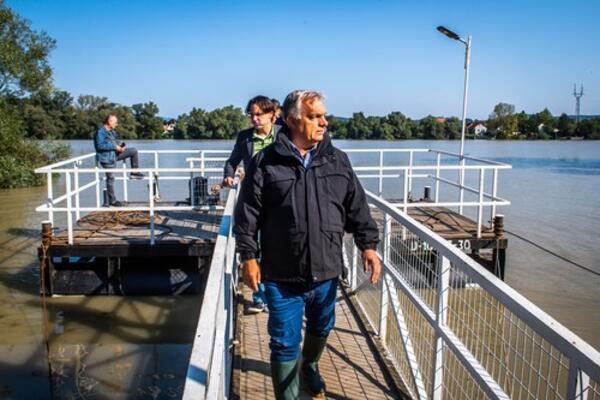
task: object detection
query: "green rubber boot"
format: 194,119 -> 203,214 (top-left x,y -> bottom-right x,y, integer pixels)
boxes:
301,333 -> 328,397
270,358 -> 300,400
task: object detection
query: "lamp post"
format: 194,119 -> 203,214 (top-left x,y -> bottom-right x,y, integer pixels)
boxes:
437,25 -> 471,213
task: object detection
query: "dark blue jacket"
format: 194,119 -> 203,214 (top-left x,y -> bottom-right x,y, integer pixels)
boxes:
94,126 -> 119,165
223,125 -> 281,178
233,128 -> 379,283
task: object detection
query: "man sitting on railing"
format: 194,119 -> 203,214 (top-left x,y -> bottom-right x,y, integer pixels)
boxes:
234,90 -> 381,399
94,114 -> 144,207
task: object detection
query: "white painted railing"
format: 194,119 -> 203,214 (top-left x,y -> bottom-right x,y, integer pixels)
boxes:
34,147 -> 510,244
345,191 -> 600,400
183,184 -> 238,400
34,150 -> 225,245
345,148 -> 511,238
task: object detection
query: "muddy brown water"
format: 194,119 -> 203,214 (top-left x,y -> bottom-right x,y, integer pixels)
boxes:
0,139 -> 598,398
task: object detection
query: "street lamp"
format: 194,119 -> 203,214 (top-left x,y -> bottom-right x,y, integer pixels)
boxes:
437,25 -> 471,214
436,25 -> 471,158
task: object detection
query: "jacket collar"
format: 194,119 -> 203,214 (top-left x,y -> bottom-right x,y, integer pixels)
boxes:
273,125 -> 334,165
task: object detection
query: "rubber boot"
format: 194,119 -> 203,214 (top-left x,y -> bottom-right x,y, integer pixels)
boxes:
270,358 -> 299,400
301,333 -> 328,397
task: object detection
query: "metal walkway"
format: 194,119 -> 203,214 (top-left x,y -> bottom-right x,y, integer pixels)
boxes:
233,285 -> 402,399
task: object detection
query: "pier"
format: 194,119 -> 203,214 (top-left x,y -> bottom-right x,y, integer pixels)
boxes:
34,148 -> 600,399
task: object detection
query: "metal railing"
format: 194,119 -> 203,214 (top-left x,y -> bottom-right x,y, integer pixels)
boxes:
345,148 -> 511,238
34,150 -> 226,245
183,184 -> 238,400
34,147 -> 510,243
345,192 -> 600,400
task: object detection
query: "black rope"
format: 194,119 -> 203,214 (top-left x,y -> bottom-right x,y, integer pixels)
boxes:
504,229 -> 600,277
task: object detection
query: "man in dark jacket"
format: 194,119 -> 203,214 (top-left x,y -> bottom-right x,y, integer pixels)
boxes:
94,114 -> 143,207
224,95 -> 281,313
234,90 -> 380,399
222,96 -> 281,188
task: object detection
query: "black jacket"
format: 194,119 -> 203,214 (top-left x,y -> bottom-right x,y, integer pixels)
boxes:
223,125 -> 282,179
233,128 -> 379,283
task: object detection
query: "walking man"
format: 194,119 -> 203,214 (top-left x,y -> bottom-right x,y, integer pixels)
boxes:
234,90 -> 381,399
94,114 -> 143,207
224,95 -> 281,313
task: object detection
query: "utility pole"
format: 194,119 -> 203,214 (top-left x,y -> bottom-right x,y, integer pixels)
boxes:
573,84 -> 584,123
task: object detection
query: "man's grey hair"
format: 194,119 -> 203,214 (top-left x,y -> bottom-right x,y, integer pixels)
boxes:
282,90 -> 325,121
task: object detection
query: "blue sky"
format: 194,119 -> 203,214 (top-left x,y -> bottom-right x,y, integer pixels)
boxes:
8,0 -> 600,119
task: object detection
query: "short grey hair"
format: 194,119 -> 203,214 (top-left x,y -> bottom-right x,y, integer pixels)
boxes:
282,90 -> 325,121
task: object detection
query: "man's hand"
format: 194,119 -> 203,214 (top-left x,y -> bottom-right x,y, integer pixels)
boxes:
242,258 -> 261,292
222,176 -> 234,187
115,145 -> 124,154
362,249 -> 381,284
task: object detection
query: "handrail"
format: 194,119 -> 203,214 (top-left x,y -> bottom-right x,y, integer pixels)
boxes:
34,147 -> 511,244
183,185 -> 238,400
366,191 -> 600,376
344,191 -> 600,399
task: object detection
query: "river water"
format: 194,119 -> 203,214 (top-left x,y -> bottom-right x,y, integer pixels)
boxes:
0,139 -> 598,398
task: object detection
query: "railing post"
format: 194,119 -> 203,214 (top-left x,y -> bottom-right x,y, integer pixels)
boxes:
435,152 -> 441,203
148,172 -> 155,245
65,171 -> 73,245
189,160 -> 195,207
566,364 -> 591,400
201,151 -> 206,177
408,150 -> 414,196
351,245 -> 358,291
403,167 -> 409,214
431,255 -> 450,400
122,160 -> 128,202
46,172 -> 54,225
477,169 -> 485,238
379,272 -> 389,339
383,213 -> 391,264
458,156 -> 465,215
378,150 -> 384,196
95,167 -> 101,208
491,168 -> 498,223
74,161 -> 81,221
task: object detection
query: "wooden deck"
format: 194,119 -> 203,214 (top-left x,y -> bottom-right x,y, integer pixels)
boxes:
233,285 -> 405,399
47,205 -> 223,257
406,206 -> 496,240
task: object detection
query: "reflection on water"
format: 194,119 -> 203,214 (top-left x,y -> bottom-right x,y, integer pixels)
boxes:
0,139 -> 599,398
0,185 -> 202,398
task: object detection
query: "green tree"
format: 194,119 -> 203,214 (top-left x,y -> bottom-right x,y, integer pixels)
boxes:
386,112 -> 413,139
0,1 -> 56,96
326,115 -> 348,138
0,2 -> 70,188
557,113 -> 576,138
132,101 -> 163,139
418,116 -> 446,139
444,117 -> 462,140
531,108 -> 556,138
488,103 -> 517,139
347,112 -> 371,139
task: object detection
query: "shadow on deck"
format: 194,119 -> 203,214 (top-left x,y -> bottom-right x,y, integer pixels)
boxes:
232,285 -> 406,399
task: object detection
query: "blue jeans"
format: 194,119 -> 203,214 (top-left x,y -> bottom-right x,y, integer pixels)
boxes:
101,147 -> 139,204
252,282 -> 266,305
264,278 -> 338,362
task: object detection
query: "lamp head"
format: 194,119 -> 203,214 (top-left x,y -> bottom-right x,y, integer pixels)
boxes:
437,26 -> 461,41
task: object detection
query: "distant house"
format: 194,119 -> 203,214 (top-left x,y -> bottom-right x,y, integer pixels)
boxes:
435,117 -> 447,124
468,121 -> 487,136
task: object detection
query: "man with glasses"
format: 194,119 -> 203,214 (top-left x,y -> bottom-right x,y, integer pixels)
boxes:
223,96 -> 281,313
